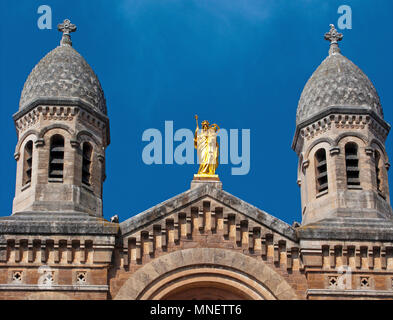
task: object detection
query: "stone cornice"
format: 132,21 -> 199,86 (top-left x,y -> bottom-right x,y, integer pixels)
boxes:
120,184 -> 297,241
14,97 -> 108,122
0,212 -> 119,236
13,97 -> 110,146
297,217 -> 393,241
292,106 -> 391,153
0,284 -> 108,291
307,289 -> 393,298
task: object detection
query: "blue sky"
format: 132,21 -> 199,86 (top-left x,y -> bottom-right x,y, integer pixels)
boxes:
0,0 -> 392,225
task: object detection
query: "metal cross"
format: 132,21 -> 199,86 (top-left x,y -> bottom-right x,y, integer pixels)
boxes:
57,19 -> 77,46
324,24 -> 343,44
324,24 -> 343,55
58,19 -> 77,35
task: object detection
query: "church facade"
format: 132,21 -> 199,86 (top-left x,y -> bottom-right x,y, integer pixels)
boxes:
0,20 -> 392,300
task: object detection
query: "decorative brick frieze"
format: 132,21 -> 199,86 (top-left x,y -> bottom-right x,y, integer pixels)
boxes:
41,105 -> 77,121
0,236 -> 114,266
299,113 -> 389,143
119,198 -> 300,271
14,108 -> 40,132
300,241 -> 393,272
14,105 -> 106,135
78,110 -> 105,131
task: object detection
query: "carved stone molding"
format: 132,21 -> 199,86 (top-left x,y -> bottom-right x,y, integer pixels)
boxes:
97,154 -> 105,163
365,147 -> 374,156
302,160 -> 310,170
15,105 -> 106,134
34,139 -> 45,148
70,140 -> 80,149
330,147 -> 340,156
299,114 -> 389,143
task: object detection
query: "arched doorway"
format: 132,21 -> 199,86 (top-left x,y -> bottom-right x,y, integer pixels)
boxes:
162,282 -> 250,300
114,248 -> 299,300
139,266 -> 271,300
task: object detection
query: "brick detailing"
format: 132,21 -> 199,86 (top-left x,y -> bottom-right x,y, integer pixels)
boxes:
119,199 -> 301,271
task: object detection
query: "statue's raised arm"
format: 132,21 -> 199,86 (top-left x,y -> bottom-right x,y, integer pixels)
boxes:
211,123 -> 220,133
194,115 -> 199,149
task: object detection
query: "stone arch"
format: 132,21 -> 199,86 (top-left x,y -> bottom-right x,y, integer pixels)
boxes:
38,124 -> 74,140
15,130 -> 39,154
369,139 -> 390,198
334,132 -> 368,146
114,248 -> 299,300
369,138 -> 388,160
76,130 -> 100,148
305,137 -> 334,159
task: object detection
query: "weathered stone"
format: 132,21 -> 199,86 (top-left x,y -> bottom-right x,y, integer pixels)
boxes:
1,20 -> 393,301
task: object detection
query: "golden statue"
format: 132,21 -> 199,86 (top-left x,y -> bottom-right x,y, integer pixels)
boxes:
194,115 -> 220,179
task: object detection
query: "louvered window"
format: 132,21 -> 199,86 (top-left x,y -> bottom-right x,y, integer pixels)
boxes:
315,149 -> 328,193
23,141 -> 33,186
49,135 -> 64,182
345,143 -> 360,186
82,142 -> 92,186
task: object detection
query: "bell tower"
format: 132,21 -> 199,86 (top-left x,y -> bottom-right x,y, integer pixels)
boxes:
12,19 -> 110,217
292,25 -> 392,227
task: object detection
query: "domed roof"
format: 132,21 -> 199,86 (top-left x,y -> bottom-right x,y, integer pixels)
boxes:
296,25 -> 382,125
19,19 -> 107,115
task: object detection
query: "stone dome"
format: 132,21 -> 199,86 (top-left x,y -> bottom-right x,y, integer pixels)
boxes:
296,26 -> 382,125
19,20 -> 106,115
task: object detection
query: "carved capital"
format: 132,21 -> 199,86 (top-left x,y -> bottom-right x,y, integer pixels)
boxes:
70,140 -> 80,149
302,160 -> 310,170
35,139 -> 45,148
386,162 -> 391,171
329,147 -> 340,156
97,154 -> 105,163
365,147 -> 374,156
14,152 -> 20,161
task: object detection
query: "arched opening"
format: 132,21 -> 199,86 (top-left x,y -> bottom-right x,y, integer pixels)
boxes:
82,142 -> 93,186
114,249 -> 300,300
374,150 -> 385,197
315,148 -> 328,194
22,141 -> 33,186
297,154 -> 304,187
49,135 -> 64,182
162,281 -> 252,300
138,267 -> 271,300
345,142 -> 360,187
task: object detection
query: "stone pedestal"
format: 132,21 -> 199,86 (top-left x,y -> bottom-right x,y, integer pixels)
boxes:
191,174 -> 222,190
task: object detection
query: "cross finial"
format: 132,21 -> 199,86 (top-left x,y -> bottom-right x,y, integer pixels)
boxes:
57,19 -> 77,47
324,24 -> 343,55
